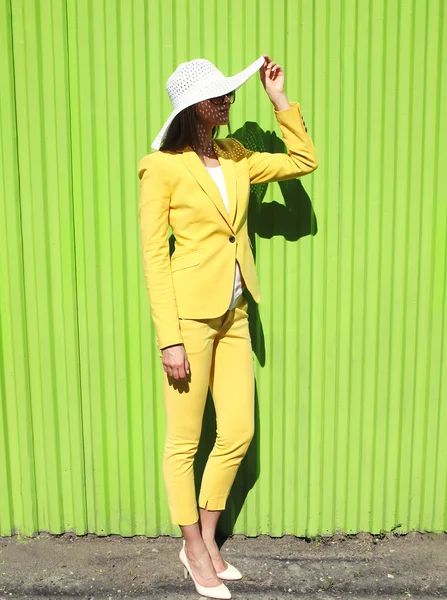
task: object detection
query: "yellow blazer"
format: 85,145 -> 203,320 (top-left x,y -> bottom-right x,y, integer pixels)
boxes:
138,102 -> 318,349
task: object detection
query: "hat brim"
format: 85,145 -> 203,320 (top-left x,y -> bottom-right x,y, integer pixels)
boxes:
151,55 -> 265,150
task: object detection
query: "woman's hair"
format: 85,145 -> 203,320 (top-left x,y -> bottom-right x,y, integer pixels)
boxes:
160,104 -> 231,153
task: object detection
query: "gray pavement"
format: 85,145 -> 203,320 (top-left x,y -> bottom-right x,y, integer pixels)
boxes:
0,531 -> 446,599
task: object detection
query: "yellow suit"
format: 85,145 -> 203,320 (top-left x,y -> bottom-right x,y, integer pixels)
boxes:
138,102 -> 318,350
138,101 -> 318,526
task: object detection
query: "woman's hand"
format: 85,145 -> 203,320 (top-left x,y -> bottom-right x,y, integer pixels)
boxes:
161,344 -> 190,380
260,55 -> 290,111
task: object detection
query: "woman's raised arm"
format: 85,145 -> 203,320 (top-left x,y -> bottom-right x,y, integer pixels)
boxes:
233,56 -> 318,183
232,101 -> 318,184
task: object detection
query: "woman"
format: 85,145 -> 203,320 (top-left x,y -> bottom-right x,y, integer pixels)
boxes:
138,55 -> 318,599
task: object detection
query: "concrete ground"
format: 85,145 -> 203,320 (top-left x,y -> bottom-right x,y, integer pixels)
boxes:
0,531 -> 446,599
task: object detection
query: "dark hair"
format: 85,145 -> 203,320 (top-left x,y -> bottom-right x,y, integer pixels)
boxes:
159,104 -> 232,153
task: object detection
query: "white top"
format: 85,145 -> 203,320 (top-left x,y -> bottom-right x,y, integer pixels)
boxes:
206,165 -> 244,310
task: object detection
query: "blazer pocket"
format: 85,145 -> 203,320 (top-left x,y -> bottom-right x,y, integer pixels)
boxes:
170,250 -> 200,272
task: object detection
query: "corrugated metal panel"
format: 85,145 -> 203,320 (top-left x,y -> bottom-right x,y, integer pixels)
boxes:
0,0 -> 446,537
0,0 -> 36,537
1,0 -> 86,536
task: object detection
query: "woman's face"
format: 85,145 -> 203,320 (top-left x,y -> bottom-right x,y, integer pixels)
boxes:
194,93 -> 233,127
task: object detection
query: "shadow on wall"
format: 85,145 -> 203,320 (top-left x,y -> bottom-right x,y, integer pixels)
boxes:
172,122 -> 318,536
231,121 -> 318,369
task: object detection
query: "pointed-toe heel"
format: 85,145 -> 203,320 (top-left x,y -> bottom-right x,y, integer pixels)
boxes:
216,561 -> 242,581
179,541 -> 231,599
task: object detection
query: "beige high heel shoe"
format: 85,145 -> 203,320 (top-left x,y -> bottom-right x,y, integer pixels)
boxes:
202,538 -> 242,580
216,560 -> 242,581
180,540 -> 231,599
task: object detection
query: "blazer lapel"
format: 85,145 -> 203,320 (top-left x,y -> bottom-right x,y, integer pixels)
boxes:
180,146 -> 236,232
216,143 -> 237,226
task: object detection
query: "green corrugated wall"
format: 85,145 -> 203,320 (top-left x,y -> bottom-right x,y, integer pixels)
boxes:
1,0 -> 446,537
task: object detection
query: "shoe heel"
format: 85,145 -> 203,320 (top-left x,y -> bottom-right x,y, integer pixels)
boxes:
179,543 -> 231,599
183,565 -> 189,579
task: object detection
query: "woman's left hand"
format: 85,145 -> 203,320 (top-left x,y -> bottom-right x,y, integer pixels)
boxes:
260,56 -> 290,110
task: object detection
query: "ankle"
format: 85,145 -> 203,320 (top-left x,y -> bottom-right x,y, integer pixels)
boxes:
185,537 -> 206,552
201,534 -> 216,544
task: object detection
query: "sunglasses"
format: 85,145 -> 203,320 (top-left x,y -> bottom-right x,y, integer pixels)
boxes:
209,90 -> 236,105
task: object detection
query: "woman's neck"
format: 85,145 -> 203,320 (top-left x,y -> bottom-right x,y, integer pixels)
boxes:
196,123 -> 216,158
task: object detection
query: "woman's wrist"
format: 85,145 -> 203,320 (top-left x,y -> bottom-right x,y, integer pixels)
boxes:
268,92 -> 291,112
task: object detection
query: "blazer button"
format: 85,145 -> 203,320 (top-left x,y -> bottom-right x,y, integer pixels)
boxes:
229,235 -> 236,243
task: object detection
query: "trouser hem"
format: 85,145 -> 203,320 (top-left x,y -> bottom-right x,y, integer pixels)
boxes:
170,506 -> 199,526
198,493 -> 228,511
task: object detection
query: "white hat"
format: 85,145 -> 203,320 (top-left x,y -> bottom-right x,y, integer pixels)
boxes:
151,55 -> 265,150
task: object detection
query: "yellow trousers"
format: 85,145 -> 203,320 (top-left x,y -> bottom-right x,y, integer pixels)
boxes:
161,294 -> 255,526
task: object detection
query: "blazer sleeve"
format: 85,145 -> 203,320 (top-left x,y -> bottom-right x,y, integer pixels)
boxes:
233,101 -> 318,184
138,153 -> 183,350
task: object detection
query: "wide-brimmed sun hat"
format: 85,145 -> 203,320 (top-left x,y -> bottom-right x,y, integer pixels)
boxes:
151,55 -> 265,150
